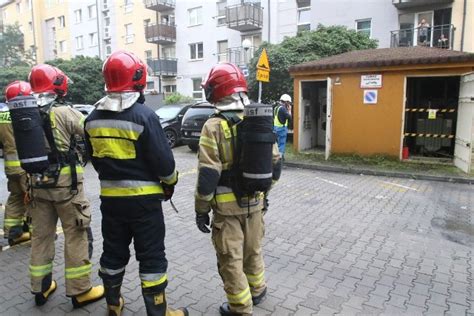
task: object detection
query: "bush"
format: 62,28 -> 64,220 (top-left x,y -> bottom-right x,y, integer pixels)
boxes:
164,92 -> 194,104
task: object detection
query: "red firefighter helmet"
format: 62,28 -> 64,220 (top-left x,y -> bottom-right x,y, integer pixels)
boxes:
103,50 -> 147,92
201,63 -> 247,103
29,64 -> 69,96
4,81 -> 32,102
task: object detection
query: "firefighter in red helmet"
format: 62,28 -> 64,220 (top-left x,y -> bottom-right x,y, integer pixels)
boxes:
84,50 -> 188,316
1,81 -> 32,246
195,63 -> 281,315
14,64 -> 105,307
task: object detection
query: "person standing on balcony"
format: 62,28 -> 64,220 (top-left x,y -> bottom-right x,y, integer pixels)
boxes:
418,18 -> 430,46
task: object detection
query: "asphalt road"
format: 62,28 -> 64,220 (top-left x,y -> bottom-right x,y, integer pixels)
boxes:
0,146 -> 472,315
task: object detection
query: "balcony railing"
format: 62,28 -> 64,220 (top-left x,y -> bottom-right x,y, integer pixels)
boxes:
144,0 -> 175,11
392,0 -> 453,9
147,58 -> 177,77
219,46 -> 258,66
226,3 -> 263,32
145,23 -> 176,44
390,24 -> 455,49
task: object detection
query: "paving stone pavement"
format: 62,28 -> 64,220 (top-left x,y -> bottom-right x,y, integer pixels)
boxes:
0,146 -> 473,315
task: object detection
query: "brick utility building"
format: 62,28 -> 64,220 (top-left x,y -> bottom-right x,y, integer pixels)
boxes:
289,47 -> 474,173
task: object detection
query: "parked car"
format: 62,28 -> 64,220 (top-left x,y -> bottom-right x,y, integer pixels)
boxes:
155,103 -> 192,148
73,104 -> 95,116
180,101 -> 215,152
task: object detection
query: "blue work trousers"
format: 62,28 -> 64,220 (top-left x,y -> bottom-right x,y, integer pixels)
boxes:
274,126 -> 288,156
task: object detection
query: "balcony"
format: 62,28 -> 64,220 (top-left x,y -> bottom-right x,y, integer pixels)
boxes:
218,46 -> 258,66
390,24 -> 455,49
226,3 -> 263,32
145,23 -> 176,44
147,58 -> 177,77
144,0 -> 175,11
392,0 -> 453,9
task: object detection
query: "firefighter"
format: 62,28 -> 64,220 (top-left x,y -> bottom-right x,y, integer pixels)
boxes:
1,81 -> 31,246
26,64 -> 104,307
195,63 -> 282,315
274,94 -> 292,158
84,50 -> 188,316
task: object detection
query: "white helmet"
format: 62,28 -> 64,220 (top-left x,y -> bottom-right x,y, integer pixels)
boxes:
280,94 -> 292,102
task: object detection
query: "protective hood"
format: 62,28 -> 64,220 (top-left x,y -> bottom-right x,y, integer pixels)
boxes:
94,92 -> 140,112
215,92 -> 249,112
33,93 -> 57,107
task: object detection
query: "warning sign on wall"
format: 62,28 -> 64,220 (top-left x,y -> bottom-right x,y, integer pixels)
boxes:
363,90 -> 378,104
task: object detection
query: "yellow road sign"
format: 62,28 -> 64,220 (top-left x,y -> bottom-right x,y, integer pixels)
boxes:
256,48 -> 270,71
256,69 -> 269,82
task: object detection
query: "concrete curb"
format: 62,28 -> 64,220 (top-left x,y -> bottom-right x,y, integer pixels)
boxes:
284,161 -> 474,185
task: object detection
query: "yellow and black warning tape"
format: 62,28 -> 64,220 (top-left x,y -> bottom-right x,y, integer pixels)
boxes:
405,108 -> 456,113
404,133 -> 454,138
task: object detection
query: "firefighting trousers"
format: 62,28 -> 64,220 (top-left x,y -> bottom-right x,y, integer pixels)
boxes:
274,126 -> 288,156
98,197 -> 168,305
29,184 -> 92,297
212,211 -> 266,314
3,173 -> 29,239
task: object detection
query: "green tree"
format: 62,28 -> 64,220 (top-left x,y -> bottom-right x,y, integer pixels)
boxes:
47,56 -> 105,104
247,25 -> 378,103
0,66 -> 31,93
0,23 -> 35,67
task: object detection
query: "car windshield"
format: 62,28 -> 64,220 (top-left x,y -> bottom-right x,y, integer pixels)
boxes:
187,106 -> 214,117
156,106 -> 183,120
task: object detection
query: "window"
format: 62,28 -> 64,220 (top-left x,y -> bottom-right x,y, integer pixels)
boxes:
162,46 -> 175,59
356,18 -> 372,37
217,40 -> 228,62
188,7 -> 202,26
164,85 -> 176,94
297,0 -> 311,32
146,81 -> 154,90
88,5 -> 97,19
216,1 -> 227,26
145,50 -> 152,60
89,32 -> 98,46
125,23 -> 134,44
76,36 -> 83,50
192,78 -> 203,99
58,16 -> 65,28
189,42 -> 203,60
106,45 -> 112,55
59,40 -> 67,53
75,9 -> 82,23
124,0 -> 133,13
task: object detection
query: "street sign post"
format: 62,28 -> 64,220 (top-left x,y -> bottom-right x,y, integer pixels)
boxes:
256,48 -> 270,102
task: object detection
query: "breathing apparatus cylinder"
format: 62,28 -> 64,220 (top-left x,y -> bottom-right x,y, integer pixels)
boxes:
7,95 -> 49,174
239,103 -> 275,193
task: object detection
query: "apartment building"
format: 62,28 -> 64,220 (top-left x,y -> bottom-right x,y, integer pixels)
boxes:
1,0 -> 472,99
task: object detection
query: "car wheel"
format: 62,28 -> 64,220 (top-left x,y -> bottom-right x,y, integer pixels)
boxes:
188,144 -> 199,152
165,129 -> 177,148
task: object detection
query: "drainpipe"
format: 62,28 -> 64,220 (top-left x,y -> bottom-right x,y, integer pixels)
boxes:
95,0 -> 101,58
31,0 -> 37,63
267,0 -> 270,42
460,0 -> 467,51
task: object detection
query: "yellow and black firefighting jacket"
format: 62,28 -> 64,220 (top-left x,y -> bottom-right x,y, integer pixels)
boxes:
195,111 -> 281,216
84,102 -> 177,199
0,110 -> 24,176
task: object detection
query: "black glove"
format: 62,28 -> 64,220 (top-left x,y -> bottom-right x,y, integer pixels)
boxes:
162,183 -> 175,201
196,213 -> 211,233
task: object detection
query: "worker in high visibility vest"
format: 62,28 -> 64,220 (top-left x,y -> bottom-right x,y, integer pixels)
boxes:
1,81 -> 31,246
273,94 -> 292,159
84,50 -> 188,316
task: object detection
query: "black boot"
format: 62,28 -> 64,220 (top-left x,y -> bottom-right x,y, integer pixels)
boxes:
219,303 -> 246,316
252,287 -> 267,305
34,275 -> 57,306
142,287 -> 188,316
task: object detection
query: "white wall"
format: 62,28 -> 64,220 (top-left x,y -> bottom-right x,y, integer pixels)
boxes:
69,0 -> 100,57
311,0 -> 399,48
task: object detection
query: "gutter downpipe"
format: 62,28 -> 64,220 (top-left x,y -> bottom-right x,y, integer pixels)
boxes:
31,0 -> 37,63
460,0 -> 467,51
